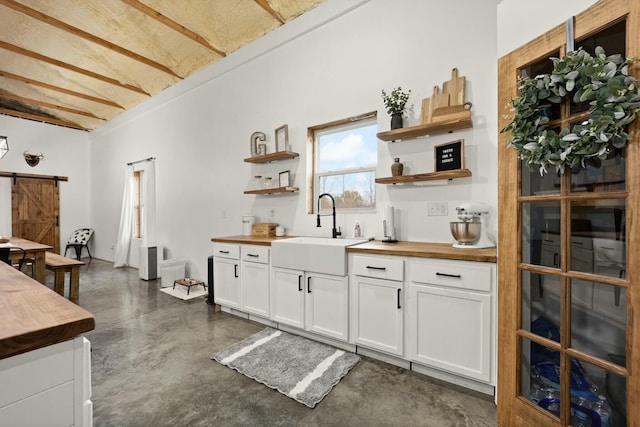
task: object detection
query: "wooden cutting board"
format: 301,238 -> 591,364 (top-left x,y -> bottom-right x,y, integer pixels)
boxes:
431,104 -> 471,124
442,68 -> 466,106
431,85 -> 450,109
421,97 -> 431,124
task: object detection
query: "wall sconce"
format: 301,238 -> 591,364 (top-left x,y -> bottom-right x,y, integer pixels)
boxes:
0,136 -> 8,159
23,151 -> 44,167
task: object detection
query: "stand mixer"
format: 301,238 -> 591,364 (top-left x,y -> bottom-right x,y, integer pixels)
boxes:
450,202 -> 495,248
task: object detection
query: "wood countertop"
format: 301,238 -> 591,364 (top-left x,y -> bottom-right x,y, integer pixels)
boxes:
0,262 -> 95,360
212,236 -> 496,263
211,235 -> 297,246
346,240 -> 497,263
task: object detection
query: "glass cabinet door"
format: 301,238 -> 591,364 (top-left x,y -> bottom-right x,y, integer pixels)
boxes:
498,2 -> 637,426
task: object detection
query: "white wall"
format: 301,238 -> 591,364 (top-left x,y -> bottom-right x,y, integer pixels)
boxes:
0,115 -> 91,252
497,0 -> 598,57
89,0 -> 499,280
1,0 -> 610,280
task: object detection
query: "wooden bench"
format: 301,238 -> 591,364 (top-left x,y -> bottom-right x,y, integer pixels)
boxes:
45,252 -> 85,300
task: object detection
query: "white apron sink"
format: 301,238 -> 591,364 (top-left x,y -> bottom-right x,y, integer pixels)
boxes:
271,237 -> 368,276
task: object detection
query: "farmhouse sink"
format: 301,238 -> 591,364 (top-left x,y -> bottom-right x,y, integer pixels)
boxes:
271,237 -> 368,276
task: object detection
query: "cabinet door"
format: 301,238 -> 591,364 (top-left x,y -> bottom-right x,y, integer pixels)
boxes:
409,283 -> 492,383
213,257 -> 240,308
592,281 -> 627,325
305,273 -> 349,341
241,261 -> 269,318
351,276 -> 403,356
270,267 -> 304,329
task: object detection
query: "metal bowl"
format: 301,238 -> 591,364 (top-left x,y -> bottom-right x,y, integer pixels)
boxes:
450,221 -> 481,245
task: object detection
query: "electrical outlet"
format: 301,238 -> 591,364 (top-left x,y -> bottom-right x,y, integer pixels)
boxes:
427,202 -> 448,216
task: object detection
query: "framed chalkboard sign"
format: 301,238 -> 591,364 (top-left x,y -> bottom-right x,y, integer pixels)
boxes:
434,139 -> 464,171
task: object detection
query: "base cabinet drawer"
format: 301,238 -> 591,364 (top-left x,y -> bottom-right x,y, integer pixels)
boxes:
0,382 -> 74,426
410,259 -> 493,292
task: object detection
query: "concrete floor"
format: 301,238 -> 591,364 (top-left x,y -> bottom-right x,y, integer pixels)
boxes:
64,259 -> 497,427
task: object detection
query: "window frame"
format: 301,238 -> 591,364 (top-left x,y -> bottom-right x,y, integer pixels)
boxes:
306,111 -> 377,214
133,170 -> 144,239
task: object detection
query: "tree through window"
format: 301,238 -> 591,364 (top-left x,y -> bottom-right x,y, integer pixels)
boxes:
308,112 -> 377,212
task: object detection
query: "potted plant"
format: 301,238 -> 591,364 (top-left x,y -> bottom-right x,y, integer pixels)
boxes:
382,87 -> 411,129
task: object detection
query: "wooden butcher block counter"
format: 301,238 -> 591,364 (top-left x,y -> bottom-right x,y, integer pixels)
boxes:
346,240 -> 497,263
211,235 -> 296,246
0,262 -> 95,360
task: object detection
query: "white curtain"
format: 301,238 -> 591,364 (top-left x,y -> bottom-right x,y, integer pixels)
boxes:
142,159 -> 157,247
114,165 -> 134,267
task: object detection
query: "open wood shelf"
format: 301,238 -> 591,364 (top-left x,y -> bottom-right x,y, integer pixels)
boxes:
376,115 -> 472,142
244,186 -> 299,195
243,151 -> 299,163
375,168 -> 472,185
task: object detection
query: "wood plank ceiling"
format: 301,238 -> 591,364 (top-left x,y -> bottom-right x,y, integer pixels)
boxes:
0,0 -> 323,131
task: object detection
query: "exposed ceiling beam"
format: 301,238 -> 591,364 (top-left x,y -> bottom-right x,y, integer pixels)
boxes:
0,92 -> 105,120
0,107 -> 88,131
0,40 -> 150,96
0,69 -> 124,110
119,0 -> 227,57
253,0 -> 285,24
0,0 -> 181,79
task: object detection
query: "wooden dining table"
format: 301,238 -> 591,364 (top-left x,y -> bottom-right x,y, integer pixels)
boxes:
7,237 -> 53,285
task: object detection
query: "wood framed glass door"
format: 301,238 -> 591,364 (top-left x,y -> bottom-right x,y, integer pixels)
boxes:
498,0 -> 638,426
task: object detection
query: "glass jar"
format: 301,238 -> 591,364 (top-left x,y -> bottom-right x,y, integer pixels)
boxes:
251,175 -> 262,190
263,176 -> 274,189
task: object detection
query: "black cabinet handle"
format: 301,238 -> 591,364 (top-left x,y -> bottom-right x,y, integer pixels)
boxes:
298,275 -> 303,292
553,253 -> 559,267
366,266 -> 387,271
247,253 -> 259,258
218,250 -> 230,254
614,286 -> 621,307
234,264 -> 238,278
397,289 -> 402,309
436,272 -> 461,278
307,276 -> 312,293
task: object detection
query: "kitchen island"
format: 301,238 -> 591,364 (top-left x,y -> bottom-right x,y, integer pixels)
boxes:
0,262 -> 95,426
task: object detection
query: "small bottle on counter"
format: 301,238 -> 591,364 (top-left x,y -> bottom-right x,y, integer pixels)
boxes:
354,221 -> 362,238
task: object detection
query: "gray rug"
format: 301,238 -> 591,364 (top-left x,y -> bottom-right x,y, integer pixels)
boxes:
211,327 -> 360,408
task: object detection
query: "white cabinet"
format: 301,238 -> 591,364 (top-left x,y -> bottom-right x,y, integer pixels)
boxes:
540,233 -> 594,308
0,337 -> 92,427
270,267 -> 305,329
240,245 -> 270,318
213,243 -> 240,308
408,258 -> 494,384
305,272 -> 349,341
350,255 -> 404,356
271,267 -> 349,341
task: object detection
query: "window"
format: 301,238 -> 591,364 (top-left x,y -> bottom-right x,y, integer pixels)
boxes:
308,112 -> 377,213
133,170 -> 144,238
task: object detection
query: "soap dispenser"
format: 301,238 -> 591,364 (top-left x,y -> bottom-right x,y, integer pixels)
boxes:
354,221 -> 362,238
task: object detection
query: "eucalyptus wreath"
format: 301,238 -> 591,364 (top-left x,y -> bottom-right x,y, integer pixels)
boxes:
501,46 -> 640,175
